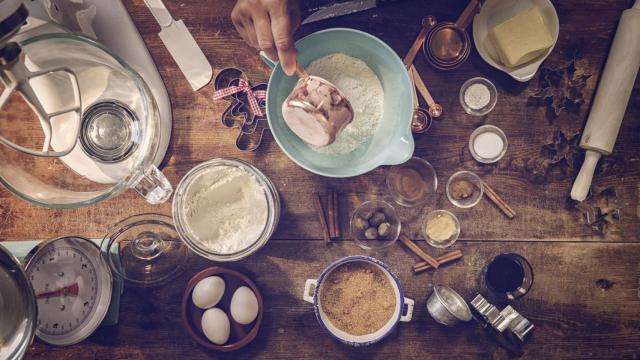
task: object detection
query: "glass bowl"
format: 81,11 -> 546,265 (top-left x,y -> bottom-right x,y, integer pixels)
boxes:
172,158 -> 280,262
446,171 -> 484,208
386,157 -> 438,207
421,210 -> 460,248
459,77 -> 498,116
101,213 -> 189,287
468,125 -> 508,164
351,200 -> 401,251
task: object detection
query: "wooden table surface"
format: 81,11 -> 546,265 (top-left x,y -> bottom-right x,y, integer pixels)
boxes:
2,0 -> 639,359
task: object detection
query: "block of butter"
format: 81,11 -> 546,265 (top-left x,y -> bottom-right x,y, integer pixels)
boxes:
489,6 -> 554,68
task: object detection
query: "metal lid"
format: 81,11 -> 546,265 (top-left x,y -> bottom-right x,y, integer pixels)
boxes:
0,243 -> 37,360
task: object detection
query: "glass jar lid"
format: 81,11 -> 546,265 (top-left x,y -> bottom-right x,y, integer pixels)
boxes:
100,214 -> 189,286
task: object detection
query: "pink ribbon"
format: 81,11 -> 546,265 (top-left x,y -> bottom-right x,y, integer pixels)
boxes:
213,79 -> 267,117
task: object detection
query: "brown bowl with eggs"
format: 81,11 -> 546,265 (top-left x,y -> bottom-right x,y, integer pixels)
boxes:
181,267 -> 264,352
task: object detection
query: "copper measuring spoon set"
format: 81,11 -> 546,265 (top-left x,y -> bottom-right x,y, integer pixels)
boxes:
404,0 -> 482,133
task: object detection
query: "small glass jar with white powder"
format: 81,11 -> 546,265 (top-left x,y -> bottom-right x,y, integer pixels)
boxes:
469,125 -> 508,163
172,159 -> 280,261
459,77 -> 498,116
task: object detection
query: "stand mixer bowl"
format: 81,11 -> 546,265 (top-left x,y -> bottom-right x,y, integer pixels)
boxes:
0,33 -> 171,208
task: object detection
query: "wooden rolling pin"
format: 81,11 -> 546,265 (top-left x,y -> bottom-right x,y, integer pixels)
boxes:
571,0 -> 640,201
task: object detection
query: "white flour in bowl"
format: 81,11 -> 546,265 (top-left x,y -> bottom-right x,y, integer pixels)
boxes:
306,53 -> 384,155
183,165 -> 268,254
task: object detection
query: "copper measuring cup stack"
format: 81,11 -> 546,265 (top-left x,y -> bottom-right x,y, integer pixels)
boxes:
424,0 -> 481,70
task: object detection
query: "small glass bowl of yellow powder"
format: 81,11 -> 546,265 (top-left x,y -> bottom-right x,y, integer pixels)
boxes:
422,210 -> 460,248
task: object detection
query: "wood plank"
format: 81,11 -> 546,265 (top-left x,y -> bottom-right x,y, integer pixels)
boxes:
23,240 -> 640,359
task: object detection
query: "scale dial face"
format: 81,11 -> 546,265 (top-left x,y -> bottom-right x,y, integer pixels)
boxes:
25,237 -> 112,346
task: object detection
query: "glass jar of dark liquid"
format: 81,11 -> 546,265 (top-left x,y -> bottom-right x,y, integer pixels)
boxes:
483,253 -> 533,301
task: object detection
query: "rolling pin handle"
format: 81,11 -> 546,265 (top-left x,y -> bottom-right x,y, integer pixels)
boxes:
570,150 -> 602,201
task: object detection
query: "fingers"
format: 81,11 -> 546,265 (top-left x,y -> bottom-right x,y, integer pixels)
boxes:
231,0 -> 300,76
254,15 -> 278,61
231,7 -> 256,49
271,10 -> 297,76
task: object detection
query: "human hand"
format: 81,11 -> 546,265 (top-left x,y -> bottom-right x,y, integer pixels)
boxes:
231,0 -> 301,76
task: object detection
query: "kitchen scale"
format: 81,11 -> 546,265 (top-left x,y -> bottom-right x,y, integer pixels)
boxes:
22,237 -> 114,346
1,213 -> 188,347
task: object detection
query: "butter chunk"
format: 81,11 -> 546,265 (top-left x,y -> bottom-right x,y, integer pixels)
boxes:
489,7 -> 554,68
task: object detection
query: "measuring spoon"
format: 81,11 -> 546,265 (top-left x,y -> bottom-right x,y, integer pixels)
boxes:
411,77 -> 432,134
404,16 -> 438,68
410,65 -> 443,118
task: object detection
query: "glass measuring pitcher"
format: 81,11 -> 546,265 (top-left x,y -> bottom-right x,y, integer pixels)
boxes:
0,33 -> 171,208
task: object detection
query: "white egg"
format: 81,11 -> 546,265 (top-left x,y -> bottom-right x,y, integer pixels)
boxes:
230,286 -> 259,325
191,276 -> 225,309
201,308 -> 230,345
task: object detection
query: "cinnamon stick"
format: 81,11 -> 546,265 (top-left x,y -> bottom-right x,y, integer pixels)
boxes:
327,190 -> 336,238
413,250 -> 463,273
314,192 -> 331,243
482,182 -> 516,219
399,234 -> 439,269
332,190 -> 341,239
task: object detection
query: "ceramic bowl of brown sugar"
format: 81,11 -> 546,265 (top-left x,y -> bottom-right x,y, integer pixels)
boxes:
302,256 -> 414,346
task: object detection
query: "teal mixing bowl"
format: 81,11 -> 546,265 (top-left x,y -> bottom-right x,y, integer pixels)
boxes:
263,28 -> 414,178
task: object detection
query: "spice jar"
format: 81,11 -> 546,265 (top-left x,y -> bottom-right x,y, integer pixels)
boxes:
459,77 -> 498,116
422,210 -> 460,248
469,125 -> 508,164
446,170 -> 484,208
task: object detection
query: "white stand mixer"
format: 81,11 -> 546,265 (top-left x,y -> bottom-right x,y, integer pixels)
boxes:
0,0 -> 174,207
1,0 -> 172,168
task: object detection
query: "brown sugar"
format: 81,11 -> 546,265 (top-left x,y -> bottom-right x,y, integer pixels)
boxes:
319,261 -> 396,336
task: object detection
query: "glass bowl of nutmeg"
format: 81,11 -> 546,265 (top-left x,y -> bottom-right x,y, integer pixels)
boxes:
350,200 -> 401,251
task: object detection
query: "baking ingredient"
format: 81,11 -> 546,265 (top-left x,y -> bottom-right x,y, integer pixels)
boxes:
230,286 -> 259,325
183,165 -> 268,254
353,217 -> 369,231
449,179 -> 475,200
378,222 -> 391,237
201,308 -> 230,345
191,276 -> 225,309
485,256 -> 525,293
464,83 -> 491,110
368,211 -> 386,227
282,76 -> 354,146
387,165 -> 431,204
364,227 -> 379,240
489,7 -> 554,68
320,261 -> 396,336
425,212 -> 457,242
473,131 -> 504,159
305,53 -> 384,155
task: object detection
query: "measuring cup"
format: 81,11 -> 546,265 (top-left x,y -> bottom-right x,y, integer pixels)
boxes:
424,0 -> 481,70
